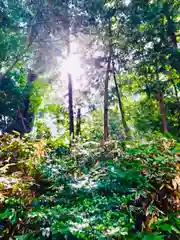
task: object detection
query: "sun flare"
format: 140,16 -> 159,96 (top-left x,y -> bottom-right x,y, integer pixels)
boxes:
61,44 -> 85,90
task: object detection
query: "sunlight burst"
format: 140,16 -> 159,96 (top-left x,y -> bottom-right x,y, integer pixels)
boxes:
61,46 -> 85,90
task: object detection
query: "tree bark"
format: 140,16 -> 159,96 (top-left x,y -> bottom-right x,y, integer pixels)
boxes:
68,73 -> 74,138
112,58 -> 130,136
104,21 -> 112,142
104,59 -> 110,142
76,108 -> 81,136
157,91 -> 168,133
67,0 -> 74,138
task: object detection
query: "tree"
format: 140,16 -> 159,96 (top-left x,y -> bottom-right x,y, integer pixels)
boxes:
4,70 -> 37,135
117,0 -> 180,135
76,108 -> 81,136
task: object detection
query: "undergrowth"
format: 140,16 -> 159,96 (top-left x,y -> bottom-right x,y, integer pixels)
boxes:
0,135 -> 179,239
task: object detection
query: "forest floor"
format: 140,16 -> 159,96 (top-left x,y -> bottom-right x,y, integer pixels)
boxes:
0,135 -> 180,239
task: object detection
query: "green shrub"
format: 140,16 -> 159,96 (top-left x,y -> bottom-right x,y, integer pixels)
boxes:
0,137 -> 179,239
0,133 -> 46,239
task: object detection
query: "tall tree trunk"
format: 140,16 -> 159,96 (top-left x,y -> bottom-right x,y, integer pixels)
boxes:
104,21 -> 112,142
112,58 -> 130,137
67,1 -> 74,138
157,91 -> 168,133
76,108 -> 81,136
68,73 -> 74,137
104,59 -> 110,142
155,62 -> 168,133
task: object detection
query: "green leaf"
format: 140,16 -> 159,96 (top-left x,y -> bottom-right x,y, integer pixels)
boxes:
148,205 -> 153,214
75,216 -> 83,223
142,233 -> 164,240
83,167 -> 89,174
159,224 -> 172,233
15,235 -> 31,240
111,16 -> 117,23
171,226 -> 180,234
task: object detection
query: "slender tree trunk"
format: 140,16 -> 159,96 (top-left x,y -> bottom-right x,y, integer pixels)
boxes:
104,59 -> 110,142
155,62 -> 168,133
67,1 -> 74,138
104,21 -> 112,142
68,73 -> 74,137
112,58 -> 130,136
76,108 -> 81,136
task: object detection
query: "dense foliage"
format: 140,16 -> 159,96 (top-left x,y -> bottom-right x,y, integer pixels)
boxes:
0,135 -> 179,239
0,0 -> 179,239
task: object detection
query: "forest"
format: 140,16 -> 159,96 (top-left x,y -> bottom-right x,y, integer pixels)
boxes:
0,0 -> 180,239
